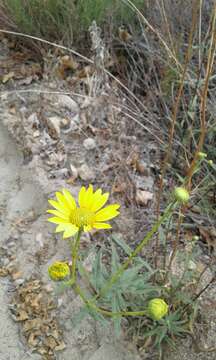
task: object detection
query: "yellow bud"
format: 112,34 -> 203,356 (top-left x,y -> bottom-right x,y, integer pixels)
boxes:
198,152 -> 207,159
48,261 -> 70,281
147,298 -> 168,321
174,187 -> 190,203
208,160 -> 213,166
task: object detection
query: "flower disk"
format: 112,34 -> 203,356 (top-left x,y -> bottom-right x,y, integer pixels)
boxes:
48,261 -> 70,281
47,185 -> 120,239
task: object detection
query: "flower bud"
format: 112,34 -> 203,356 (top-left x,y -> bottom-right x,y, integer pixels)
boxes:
198,152 -> 207,159
48,261 -> 70,281
147,298 -> 168,321
174,187 -> 190,204
208,160 -> 213,166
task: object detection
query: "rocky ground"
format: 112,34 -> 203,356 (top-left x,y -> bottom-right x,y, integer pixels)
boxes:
0,36 -> 215,360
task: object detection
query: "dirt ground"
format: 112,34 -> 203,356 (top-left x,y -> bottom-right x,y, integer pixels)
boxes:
0,37 -> 215,360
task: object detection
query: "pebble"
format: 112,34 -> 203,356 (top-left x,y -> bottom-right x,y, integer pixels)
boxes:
69,164 -> 78,180
135,189 -> 153,206
8,242 -> 16,248
83,137 -> 96,150
57,95 -> 79,112
78,164 -> 95,181
46,117 -> 61,139
14,278 -> 25,286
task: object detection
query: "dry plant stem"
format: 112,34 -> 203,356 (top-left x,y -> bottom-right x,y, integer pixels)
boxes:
181,275 -> 216,316
195,258 -> 214,292
0,29 -> 151,119
186,4 -> 216,189
155,0 -> 200,268
123,0 -> 182,71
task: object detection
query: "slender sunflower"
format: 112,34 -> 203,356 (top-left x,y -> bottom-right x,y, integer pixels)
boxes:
47,185 -> 120,239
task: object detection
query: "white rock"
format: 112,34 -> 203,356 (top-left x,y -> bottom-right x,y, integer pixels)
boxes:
57,95 -> 79,112
78,164 -> 95,181
70,164 -> 78,180
83,137 -> 96,150
14,278 -> 25,286
135,189 -> 153,206
46,116 -> 61,139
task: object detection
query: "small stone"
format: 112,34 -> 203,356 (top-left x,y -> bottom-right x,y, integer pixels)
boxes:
33,130 -> 40,138
83,138 -> 96,150
135,189 -> 153,206
15,278 -> 25,286
57,95 -> 79,112
57,298 -> 64,308
78,164 -> 95,181
46,117 -> 61,139
69,164 -> 78,180
8,242 -> 16,248
60,118 -> 70,128
35,232 -> 43,247
12,271 -> 23,280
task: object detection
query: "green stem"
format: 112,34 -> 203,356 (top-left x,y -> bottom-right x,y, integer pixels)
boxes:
74,285 -> 147,317
71,228 -> 82,284
98,202 -> 176,300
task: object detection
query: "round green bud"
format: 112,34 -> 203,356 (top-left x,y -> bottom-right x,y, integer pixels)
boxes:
174,187 -> 190,203
48,261 -> 70,281
147,298 -> 168,321
198,152 -> 207,159
208,160 -> 213,166
192,235 -> 199,241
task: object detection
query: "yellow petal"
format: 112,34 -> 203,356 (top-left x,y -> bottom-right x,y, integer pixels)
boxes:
84,184 -> 94,209
78,186 -> 86,207
63,225 -> 79,239
95,204 -> 120,222
93,222 -> 112,229
47,209 -> 70,220
62,188 -> 76,209
55,224 -> 68,232
55,191 -> 71,211
47,217 -> 69,224
48,199 -> 70,215
78,185 -> 94,209
91,191 -> 109,212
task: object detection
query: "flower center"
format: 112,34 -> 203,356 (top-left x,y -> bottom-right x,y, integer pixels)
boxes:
70,208 -> 95,227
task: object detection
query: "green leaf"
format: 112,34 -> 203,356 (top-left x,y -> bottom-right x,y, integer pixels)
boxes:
90,249 -> 107,292
111,293 -> 122,336
111,234 -> 132,256
111,242 -> 120,274
87,305 -> 109,326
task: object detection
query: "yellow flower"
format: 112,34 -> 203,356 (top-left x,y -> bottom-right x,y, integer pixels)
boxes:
174,187 -> 190,204
48,261 -> 70,281
47,185 -> 120,239
147,298 -> 168,321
